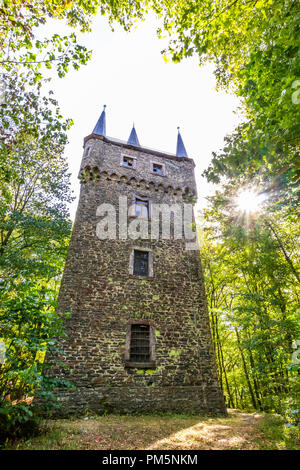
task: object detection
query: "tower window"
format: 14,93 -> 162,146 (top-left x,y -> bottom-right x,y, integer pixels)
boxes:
130,195 -> 151,219
135,198 -> 149,218
130,324 -> 150,363
121,155 -> 136,169
129,248 -> 153,278
150,162 -> 165,176
124,321 -> 156,368
133,250 -> 148,277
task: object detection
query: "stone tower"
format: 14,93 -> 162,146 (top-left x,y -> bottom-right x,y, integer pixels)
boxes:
51,106 -> 226,415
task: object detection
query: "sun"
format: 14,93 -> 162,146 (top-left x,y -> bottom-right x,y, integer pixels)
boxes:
236,190 -> 266,214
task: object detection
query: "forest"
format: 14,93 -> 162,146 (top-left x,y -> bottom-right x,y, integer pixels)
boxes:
0,0 -> 299,446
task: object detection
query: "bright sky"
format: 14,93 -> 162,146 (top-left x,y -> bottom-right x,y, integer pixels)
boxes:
43,13 -> 241,220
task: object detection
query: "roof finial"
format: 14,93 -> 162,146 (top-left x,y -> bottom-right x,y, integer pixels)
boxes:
176,127 -> 188,158
127,123 -> 140,147
93,104 -> 106,136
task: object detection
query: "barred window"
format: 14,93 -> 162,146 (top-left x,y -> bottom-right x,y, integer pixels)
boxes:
133,250 -> 148,277
129,324 -> 150,363
124,322 -> 156,368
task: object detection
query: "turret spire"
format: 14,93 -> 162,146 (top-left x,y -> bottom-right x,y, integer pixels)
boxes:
176,127 -> 188,158
127,123 -> 140,147
93,105 -> 106,136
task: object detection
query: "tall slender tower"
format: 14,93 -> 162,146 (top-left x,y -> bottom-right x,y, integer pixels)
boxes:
50,107 -> 226,414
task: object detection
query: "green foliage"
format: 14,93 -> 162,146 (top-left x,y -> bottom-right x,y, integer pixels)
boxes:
0,0 -> 149,82
255,414 -> 300,450
199,195 -> 299,414
0,57 -> 73,440
159,1 -> 300,142
0,279 -> 75,443
0,1 -> 92,83
0,400 -> 41,444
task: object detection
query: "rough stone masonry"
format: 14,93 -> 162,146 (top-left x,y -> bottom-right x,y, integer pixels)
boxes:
47,121 -> 226,415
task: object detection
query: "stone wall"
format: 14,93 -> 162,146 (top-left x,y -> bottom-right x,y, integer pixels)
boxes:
46,135 -> 226,415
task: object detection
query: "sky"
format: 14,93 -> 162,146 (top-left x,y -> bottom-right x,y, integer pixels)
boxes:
42,13 -> 242,220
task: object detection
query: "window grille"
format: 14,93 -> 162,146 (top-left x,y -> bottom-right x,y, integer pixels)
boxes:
130,324 -> 150,363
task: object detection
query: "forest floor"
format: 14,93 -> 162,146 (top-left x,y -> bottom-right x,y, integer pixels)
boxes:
5,409 -> 300,450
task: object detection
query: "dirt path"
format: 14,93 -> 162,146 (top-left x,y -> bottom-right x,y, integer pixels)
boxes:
147,410 -> 263,450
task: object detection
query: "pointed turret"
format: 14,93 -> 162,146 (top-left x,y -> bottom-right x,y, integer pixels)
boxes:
93,105 -> 106,136
127,124 -> 140,147
176,127 -> 188,158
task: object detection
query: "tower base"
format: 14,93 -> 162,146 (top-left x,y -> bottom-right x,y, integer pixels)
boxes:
44,385 -> 227,417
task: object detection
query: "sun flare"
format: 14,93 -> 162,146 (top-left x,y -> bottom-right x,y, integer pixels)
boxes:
236,190 -> 266,214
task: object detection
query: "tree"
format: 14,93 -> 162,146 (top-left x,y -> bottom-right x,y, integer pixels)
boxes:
0,70 -> 73,430
0,0 -> 149,81
159,1 -> 299,140
199,194 -> 299,413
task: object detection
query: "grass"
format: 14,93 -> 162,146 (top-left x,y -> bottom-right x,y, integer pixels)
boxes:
254,413 -> 300,450
3,409 -> 300,450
